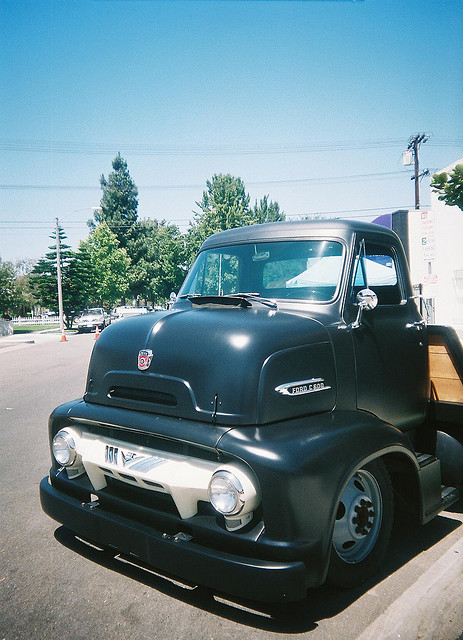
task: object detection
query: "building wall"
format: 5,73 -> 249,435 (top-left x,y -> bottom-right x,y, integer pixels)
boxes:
408,158 -> 463,331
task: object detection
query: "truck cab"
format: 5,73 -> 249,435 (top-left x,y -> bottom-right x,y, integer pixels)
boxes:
40,220 -> 462,602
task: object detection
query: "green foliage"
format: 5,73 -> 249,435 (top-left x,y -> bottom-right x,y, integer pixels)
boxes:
0,258 -> 15,313
127,219 -> 186,304
25,162 -> 284,311
0,256 -> 36,317
10,259 -> 36,316
95,153 -> 139,246
431,164 -> 463,211
30,227 -> 79,325
187,174 -> 251,258
186,174 -> 284,262
251,195 -> 285,224
76,223 -> 131,307
66,241 -> 96,311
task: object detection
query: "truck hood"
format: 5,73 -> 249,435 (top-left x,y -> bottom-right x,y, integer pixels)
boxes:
84,307 -> 336,425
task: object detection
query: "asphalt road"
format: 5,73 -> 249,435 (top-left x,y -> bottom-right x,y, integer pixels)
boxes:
0,331 -> 462,640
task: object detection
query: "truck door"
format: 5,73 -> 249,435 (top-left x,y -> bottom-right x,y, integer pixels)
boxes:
350,236 -> 428,430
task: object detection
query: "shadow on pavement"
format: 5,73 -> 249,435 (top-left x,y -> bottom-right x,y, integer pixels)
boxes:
53,503 -> 462,634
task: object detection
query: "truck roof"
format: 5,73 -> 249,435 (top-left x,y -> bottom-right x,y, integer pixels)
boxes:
200,219 -> 398,250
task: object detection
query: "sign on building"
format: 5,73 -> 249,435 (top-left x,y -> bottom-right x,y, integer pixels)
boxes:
419,210 -> 436,262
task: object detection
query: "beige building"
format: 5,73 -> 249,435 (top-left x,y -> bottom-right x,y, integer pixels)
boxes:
408,158 -> 463,332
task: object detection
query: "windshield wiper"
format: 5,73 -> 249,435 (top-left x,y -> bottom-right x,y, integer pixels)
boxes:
231,293 -> 278,309
184,293 -> 277,310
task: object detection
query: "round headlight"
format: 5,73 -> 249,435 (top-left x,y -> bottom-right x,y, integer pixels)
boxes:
208,471 -> 244,515
52,430 -> 77,467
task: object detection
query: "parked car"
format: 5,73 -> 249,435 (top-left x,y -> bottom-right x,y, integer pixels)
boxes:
110,306 -> 149,323
75,308 -> 108,333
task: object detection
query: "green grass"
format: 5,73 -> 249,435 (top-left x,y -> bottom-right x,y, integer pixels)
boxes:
13,324 -> 60,334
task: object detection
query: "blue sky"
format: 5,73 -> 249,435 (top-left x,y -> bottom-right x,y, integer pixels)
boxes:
1,0 -> 462,263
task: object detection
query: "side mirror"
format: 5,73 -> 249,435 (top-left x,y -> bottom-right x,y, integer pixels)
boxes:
357,288 -> 378,311
351,288 -> 378,329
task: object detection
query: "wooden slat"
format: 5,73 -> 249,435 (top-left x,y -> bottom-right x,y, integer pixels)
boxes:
429,344 -> 463,402
429,352 -> 461,380
431,378 -> 463,403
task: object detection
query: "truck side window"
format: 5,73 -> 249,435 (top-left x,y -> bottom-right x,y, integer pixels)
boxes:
353,241 -> 402,305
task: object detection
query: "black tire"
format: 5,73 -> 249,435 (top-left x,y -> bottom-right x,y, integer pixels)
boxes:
436,431 -> 463,487
327,459 -> 394,588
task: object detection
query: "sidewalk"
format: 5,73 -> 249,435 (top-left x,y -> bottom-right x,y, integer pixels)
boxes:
0,330 -> 79,352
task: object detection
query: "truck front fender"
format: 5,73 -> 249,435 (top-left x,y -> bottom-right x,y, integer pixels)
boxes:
217,410 -> 418,586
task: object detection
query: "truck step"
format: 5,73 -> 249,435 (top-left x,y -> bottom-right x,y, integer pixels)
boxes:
415,453 -> 461,521
416,453 -> 439,469
441,485 -> 461,509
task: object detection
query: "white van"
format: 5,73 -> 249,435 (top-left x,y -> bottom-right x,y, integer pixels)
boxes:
110,306 -> 149,323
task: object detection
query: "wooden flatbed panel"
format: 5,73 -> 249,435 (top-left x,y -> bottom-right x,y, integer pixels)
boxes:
428,326 -> 463,403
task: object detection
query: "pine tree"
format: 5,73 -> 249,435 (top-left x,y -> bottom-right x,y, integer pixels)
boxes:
94,153 -> 139,247
30,227 -> 79,326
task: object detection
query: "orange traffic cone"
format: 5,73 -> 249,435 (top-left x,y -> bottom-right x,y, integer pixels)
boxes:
60,333 -> 67,342
94,325 -> 100,340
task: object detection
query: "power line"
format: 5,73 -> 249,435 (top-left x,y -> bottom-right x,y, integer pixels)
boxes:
0,170 -> 413,192
0,136 -> 461,156
0,204 -> 427,232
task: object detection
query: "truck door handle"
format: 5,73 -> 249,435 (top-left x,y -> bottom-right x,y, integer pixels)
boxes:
406,320 -> 426,330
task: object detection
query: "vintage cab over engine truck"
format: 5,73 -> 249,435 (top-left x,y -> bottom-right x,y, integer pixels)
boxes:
40,220 -> 463,602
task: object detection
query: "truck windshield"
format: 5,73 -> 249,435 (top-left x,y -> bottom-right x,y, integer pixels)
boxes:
179,240 -> 344,303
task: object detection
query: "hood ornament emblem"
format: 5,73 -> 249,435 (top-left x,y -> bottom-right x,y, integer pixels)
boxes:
138,349 -> 153,371
121,450 -> 145,467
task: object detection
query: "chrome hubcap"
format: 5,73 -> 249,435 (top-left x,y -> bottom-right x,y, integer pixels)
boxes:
332,469 -> 382,563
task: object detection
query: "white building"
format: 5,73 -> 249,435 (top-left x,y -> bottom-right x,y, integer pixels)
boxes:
408,158 -> 463,332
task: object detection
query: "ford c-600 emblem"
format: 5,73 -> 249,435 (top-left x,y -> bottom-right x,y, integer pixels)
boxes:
275,377 -> 331,397
138,349 -> 153,371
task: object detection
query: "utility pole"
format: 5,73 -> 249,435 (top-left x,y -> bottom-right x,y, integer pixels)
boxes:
406,133 -> 434,322
407,133 -> 429,209
55,218 -> 67,342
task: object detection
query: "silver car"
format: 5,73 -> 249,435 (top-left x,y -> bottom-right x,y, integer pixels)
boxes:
76,308 -> 108,333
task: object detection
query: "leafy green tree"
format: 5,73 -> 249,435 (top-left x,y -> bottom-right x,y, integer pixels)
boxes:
251,195 -> 285,224
0,258 -> 15,314
77,222 -> 131,307
30,227 -> 79,326
11,259 -> 36,317
94,153 -> 139,247
127,219 -> 186,304
186,174 -> 285,262
431,164 -> 463,211
187,174 -> 250,260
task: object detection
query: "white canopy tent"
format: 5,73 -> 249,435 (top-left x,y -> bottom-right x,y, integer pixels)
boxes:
286,256 -> 397,288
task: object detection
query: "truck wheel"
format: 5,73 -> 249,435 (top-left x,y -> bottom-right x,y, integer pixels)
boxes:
327,459 -> 393,588
436,431 -> 463,487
